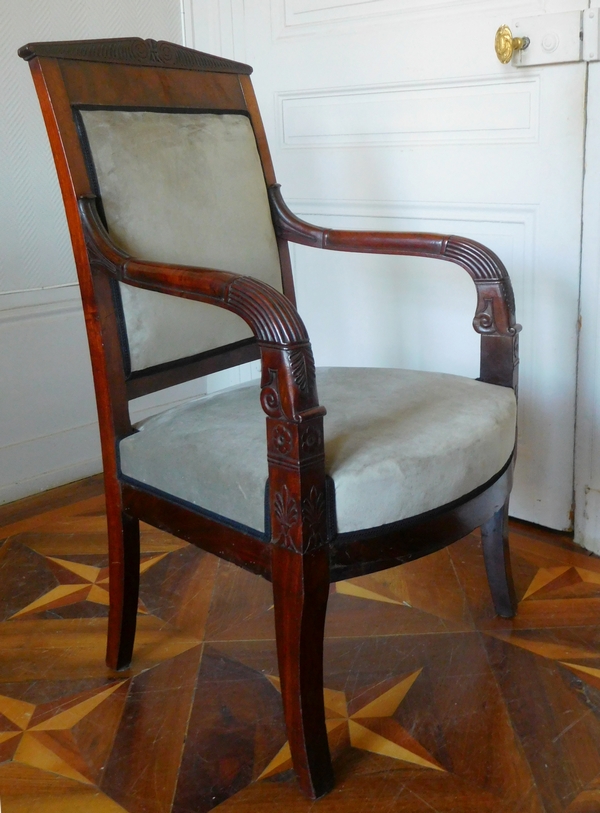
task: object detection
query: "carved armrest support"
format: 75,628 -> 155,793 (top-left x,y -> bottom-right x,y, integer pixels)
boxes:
269,185 -> 521,388
79,197 -> 323,424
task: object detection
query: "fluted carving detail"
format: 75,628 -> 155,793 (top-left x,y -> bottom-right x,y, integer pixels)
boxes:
226,277 -> 309,345
443,237 -> 508,282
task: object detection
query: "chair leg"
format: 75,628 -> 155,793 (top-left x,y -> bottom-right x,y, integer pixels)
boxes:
481,498 -> 517,618
271,546 -> 334,800
105,507 -> 140,671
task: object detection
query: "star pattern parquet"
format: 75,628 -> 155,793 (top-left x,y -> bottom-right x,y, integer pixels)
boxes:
0,476 -> 600,812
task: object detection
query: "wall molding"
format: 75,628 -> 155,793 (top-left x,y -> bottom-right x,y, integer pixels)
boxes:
0,284 -> 207,507
277,74 -> 540,149
180,0 -> 196,48
0,283 -> 79,312
0,423 -> 102,506
272,0 -> 544,39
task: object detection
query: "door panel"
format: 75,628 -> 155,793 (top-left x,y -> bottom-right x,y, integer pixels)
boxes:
192,1 -> 587,529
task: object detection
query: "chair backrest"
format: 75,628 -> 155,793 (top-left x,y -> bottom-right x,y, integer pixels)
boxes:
20,38 -> 295,398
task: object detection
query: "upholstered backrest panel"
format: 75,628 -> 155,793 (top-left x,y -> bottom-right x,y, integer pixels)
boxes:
79,110 -> 283,372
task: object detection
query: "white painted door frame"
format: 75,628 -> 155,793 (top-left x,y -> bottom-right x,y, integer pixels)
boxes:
575,56 -> 600,554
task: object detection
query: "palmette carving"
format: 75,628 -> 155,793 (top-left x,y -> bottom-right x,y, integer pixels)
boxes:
272,485 -> 327,553
302,486 -> 327,552
273,486 -> 300,550
289,347 -> 316,394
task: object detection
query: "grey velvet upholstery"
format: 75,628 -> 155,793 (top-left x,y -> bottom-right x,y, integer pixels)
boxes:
80,111 -> 283,371
119,367 -> 517,535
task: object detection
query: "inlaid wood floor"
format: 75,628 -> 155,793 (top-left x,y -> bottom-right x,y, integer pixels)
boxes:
1,477 -> 600,812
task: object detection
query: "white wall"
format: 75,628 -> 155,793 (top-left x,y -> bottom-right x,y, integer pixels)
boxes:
0,1 -> 190,504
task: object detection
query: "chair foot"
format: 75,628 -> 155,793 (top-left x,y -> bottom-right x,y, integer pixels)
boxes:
481,499 -> 517,618
105,510 -> 140,671
272,546 -> 334,800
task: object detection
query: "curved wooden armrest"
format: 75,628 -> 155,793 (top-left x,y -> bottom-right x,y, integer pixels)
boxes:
269,184 -> 521,389
79,197 -> 322,423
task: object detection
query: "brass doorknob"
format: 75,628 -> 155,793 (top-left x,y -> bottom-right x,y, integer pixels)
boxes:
495,24 -> 530,63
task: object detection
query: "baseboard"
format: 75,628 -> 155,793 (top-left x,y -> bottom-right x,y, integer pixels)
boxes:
0,423 -> 102,506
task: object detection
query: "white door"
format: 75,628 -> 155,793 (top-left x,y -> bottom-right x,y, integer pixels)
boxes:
189,0 -> 591,531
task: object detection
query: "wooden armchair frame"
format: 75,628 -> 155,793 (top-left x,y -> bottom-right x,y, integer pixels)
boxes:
20,38 -> 520,800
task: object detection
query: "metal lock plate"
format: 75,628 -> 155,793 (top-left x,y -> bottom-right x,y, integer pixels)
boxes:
512,11 -> 582,67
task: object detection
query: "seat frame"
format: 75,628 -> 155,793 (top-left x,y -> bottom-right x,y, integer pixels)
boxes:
20,38 -> 520,800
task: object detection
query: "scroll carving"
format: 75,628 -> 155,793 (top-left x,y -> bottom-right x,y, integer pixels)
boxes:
260,370 -> 283,419
473,298 -> 497,334
18,38 -> 252,75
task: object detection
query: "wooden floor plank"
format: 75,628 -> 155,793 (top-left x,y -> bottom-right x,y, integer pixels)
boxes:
2,479 -> 600,811
0,475 -> 104,530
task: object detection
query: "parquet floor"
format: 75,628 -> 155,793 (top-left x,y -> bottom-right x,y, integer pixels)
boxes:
1,477 -> 600,812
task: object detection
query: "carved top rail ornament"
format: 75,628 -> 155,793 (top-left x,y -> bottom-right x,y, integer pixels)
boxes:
18,38 -> 253,75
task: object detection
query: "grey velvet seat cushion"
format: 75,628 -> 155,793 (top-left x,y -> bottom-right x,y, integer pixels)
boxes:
119,368 -> 517,535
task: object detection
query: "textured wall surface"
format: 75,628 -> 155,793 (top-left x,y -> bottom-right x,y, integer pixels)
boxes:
0,1 -> 185,504
1,1 -> 182,293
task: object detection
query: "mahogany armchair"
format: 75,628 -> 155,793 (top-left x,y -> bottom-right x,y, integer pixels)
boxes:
20,38 -> 520,800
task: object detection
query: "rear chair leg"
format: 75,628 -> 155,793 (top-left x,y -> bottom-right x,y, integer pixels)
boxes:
271,546 -> 334,799
481,498 -> 517,618
105,506 -> 140,671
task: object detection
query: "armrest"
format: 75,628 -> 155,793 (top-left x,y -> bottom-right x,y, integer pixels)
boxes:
79,196 -> 322,423
269,184 -> 520,389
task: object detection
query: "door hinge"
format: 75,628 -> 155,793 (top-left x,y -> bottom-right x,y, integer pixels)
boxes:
509,10 -> 600,67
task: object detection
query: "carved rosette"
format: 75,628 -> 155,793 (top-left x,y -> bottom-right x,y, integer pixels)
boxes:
300,423 -> 323,457
272,424 -> 293,456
